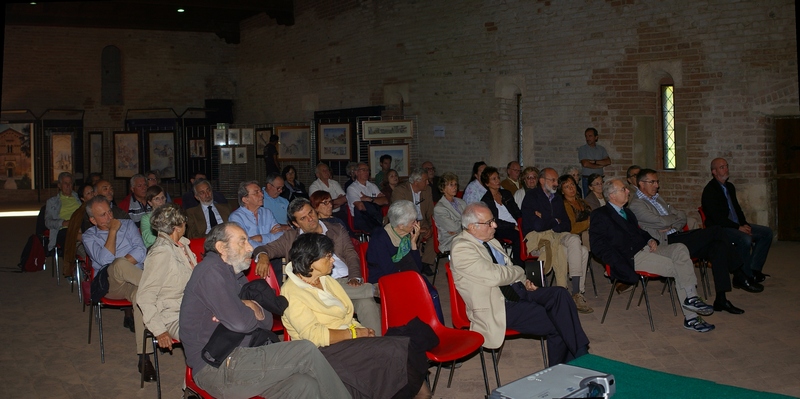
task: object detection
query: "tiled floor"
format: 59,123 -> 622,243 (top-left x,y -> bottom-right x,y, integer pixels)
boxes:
1,214 -> 798,398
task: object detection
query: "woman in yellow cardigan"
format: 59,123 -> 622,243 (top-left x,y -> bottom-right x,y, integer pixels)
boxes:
281,233 -> 432,399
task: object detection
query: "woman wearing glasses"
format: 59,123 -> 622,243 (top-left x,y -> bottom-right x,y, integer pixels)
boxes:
310,190 -> 349,232
514,166 -> 540,209
583,173 -> 606,211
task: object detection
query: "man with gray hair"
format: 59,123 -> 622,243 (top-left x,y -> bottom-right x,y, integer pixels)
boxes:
118,174 -> 149,226
229,180 -> 291,249
308,162 -> 348,217
450,202 -> 589,366
180,222 -> 351,398
262,172 -> 291,225
391,167 -> 435,274
589,178 -> 716,333
186,178 -> 232,238
346,162 -> 387,232
45,171 -> 80,251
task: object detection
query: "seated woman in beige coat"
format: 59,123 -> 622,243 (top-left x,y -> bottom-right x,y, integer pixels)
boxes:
137,203 -> 197,350
281,233 -> 432,399
433,172 -> 466,252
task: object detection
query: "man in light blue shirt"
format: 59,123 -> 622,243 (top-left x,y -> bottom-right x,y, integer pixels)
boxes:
82,196 -> 155,381
262,172 -> 290,225
231,180 -> 292,249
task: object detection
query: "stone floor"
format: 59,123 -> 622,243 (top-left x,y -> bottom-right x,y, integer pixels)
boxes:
1,214 -> 799,398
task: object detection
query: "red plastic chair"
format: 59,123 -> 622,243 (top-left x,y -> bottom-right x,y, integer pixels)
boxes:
444,262 -> 547,388
172,196 -> 183,208
189,237 -> 206,262
141,329 -> 180,399
379,271 -> 489,396
246,259 -> 289,340
355,240 -> 369,283
600,265 -> 677,332
455,191 -> 464,199
345,205 -> 370,242
84,264 -> 135,363
429,218 -> 450,285
184,366 -> 265,399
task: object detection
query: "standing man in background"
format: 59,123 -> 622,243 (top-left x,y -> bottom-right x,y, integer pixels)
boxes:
578,127 -> 611,197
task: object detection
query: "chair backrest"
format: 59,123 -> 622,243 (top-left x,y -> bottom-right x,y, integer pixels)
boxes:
189,237 -> 206,262
379,271 -> 444,335
431,217 -> 442,254
444,262 -> 471,330
356,241 -> 369,282
346,204 -> 356,231
456,190 -> 464,199
516,217 -> 529,261
172,197 -> 183,208
697,206 -> 707,228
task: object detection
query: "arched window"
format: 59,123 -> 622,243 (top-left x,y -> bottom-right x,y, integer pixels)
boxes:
662,83 -> 676,169
101,45 -> 123,105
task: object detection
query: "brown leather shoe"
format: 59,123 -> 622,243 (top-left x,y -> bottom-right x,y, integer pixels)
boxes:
615,282 -> 633,294
138,355 -> 157,382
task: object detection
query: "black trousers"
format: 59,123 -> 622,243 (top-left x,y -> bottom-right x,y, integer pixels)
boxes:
505,284 -> 589,366
667,225 -> 743,293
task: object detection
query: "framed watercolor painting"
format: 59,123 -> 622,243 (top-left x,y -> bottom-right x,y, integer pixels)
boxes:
318,123 -> 351,161
189,139 -> 206,158
241,128 -> 254,145
114,132 -> 140,178
369,144 -> 409,177
228,128 -> 240,145
89,132 -> 103,174
276,126 -> 311,161
220,147 -> 233,165
148,131 -> 176,178
51,133 -> 73,182
362,120 -> 413,140
235,147 -> 248,164
213,128 -> 227,146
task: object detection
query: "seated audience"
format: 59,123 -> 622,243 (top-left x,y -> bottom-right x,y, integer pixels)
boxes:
82,196 -> 154,380
501,161 -> 522,194
181,172 -> 228,209
185,178 -> 231,239
366,200 -> 444,322
343,162 -> 358,191
253,197 -> 381,334
433,172 -> 466,252
281,233 -> 432,399
562,165 -> 584,198
391,168 -> 435,275
522,168 -> 591,313
308,162 -> 349,221
140,185 -> 168,248
137,203 -> 197,350
63,183 -> 95,278
380,169 -> 400,199
462,161 -> 487,204
45,172 -> 80,253
560,175 -> 591,249
280,165 -> 309,201
118,174 -> 150,226
450,202 -> 590,366
513,166 -> 539,209
179,223 -> 351,398
145,170 -> 171,203
422,161 -> 443,202
373,153 -> 392,188
346,162 -> 388,232
589,178 -> 716,333
583,173 -> 606,211
262,172 -> 291,226
229,180 -> 290,249
82,179 -> 130,232
310,190 -> 348,232
480,166 -> 522,265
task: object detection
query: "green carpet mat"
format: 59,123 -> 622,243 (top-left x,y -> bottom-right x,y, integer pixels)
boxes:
568,354 -> 798,399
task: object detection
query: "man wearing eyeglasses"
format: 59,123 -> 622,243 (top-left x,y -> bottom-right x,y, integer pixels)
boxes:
421,161 -> 442,202
590,178 -> 717,332
261,172 -> 291,225
501,161 -> 522,194
230,180 -> 291,249
521,168 -> 591,313
253,198 -> 381,334
346,162 -> 388,232
450,202 -> 589,366
309,163 -> 348,217
629,169 -> 748,314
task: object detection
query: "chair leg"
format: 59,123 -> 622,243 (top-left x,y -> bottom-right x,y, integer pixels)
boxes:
703,262 -> 712,299
626,281 -> 639,310
586,258 -> 597,298
87,302 -> 94,344
600,279 -> 617,324
141,330 -> 150,388
446,360 -> 456,388
667,278 -> 677,316
479,349 -> 490,397
430,364 -> 443,395
640,276 -> 655,332
98,305 -> 105,363
153,335 -> 162,399
76,266 -> 83,305
540,338 -> 548,368
490,348 -> 501,388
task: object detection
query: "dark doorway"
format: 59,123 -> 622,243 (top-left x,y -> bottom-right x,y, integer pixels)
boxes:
776,118 -> 800,241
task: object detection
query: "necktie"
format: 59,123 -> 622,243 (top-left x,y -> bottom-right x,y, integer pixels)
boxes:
482,242 -> 520,302
721,185 -> 739,224
619,208 -> 628,220
208,206 -> 218,228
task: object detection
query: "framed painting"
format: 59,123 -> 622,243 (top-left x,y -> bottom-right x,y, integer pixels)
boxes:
89,132 -> 103,174
228,128 -> 240,145
148,131 -> 176,178
255,128 -> 273,156
220,147 -> 233,165
369,144 -> 409,177
213,128 -> 227,146
189,139 -> 206,158
235,147 -> 248,164
362,120 -> 413,140
51,133 -> 73,182
318,123 -> 351,161
113,132 -> 140,178
276,126 -> 311,161
0,122 -> 35,189
241,128 -> 254,145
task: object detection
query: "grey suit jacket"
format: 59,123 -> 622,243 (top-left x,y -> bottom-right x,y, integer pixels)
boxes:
628,194 -> 686,243
433,198 -> 466,252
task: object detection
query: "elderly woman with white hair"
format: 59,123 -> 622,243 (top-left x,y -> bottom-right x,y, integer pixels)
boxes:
137,203 -> 197,351
366,200 -> 444,322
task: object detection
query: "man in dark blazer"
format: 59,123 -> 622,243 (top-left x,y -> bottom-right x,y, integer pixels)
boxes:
589,178 -> 716,333
253,198 -> 381,335
186,179 -> 231,238
701,157 -> 772,286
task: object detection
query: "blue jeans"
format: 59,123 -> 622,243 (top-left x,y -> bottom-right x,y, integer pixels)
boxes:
723,224 -> 773,277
